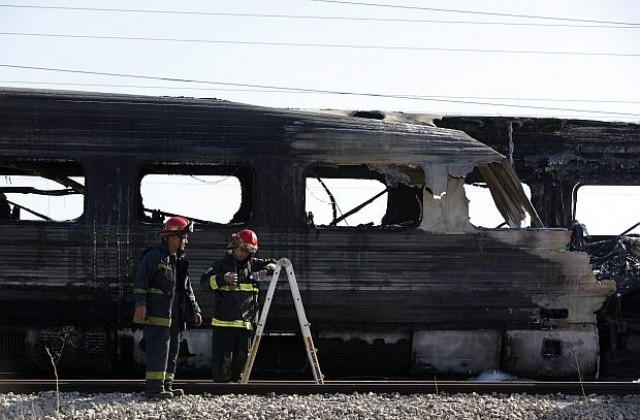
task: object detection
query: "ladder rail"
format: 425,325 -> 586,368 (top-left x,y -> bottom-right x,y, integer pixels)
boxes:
241,263 -> 282,384
283,262 -> 324,384
240,258 -> 324,384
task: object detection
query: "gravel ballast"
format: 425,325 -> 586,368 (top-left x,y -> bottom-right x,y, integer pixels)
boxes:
1,391 -> 640,419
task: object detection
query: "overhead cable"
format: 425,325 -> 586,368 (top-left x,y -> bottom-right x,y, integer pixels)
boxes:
1,32 -> 639,57
1,80 -> 638,104
310,0 -> 640,27
0,4 -> 637,28
1,64 -> 639,118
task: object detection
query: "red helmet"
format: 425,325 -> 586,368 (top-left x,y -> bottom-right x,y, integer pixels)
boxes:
232,229 -> 258,253
160,216 -> 193,236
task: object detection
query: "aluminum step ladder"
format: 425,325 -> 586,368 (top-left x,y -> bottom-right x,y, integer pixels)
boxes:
241,257 -> 324,384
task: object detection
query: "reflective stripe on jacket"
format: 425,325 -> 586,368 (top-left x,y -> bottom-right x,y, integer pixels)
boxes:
200,250 -> 277,328
133,243 -> 201,329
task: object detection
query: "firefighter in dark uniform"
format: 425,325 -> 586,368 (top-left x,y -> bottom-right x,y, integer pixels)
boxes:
133,216 -> 203,399
200,229 -> 277,382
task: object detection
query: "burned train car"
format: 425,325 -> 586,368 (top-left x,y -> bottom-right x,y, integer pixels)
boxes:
437,116 -> 640,378
0,88 -> 615,380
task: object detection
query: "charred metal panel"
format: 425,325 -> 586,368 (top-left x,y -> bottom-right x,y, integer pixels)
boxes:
0,89 -> 499,165
318,327 -> 411,379
256,230 -> 613,328
436,117 -> 640,182
0,326 -> 113,376
502,326 -> 599,379
412,330 -> 501,375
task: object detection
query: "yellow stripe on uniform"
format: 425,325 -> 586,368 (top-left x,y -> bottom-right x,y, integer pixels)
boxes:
209,275 -> 219,290
211,318 -> 253,330
216,283 -> 259,292
146,371 -> 166,380
133,316 -> 172,327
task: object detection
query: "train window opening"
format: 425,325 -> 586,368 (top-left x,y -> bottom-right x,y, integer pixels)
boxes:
464,182 -> 532,229
575,185 -> 640,236
305,164 -> 422,228
139,164 -> 251,225
0,162 -> 84,222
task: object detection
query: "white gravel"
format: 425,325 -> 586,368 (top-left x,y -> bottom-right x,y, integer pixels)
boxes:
1,391 -> 640,420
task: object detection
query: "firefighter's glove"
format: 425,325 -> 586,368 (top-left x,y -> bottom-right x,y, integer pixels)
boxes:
254,269 -> 267,281
224,272 -> 238,285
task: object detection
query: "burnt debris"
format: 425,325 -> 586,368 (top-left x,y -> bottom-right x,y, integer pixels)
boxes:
570,221 -> 640,296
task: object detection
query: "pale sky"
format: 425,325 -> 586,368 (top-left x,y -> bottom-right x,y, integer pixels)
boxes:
1,1 -> 639,234
0,0 -> 639,121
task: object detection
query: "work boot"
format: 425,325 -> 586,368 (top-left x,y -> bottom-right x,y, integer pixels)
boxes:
145,390 -> 173,400
164,384 -> 185,397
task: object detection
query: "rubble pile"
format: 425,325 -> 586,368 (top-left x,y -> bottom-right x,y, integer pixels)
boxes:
569,222 -> 640,296
592,236 -> 640,295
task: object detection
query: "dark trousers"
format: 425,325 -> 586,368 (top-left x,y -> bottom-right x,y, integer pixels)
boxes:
144,321 -> 182,392
211,327 -> 253,382
165,320 -> 183,388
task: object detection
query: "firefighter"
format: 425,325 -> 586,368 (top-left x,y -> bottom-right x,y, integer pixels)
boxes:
200,229 -> 277,382
133,216 -> 203,399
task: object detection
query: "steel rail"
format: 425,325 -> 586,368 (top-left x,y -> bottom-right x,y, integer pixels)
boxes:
0,379 -> 638,396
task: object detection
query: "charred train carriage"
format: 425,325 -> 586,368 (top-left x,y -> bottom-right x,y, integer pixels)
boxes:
0,88 -> 636,380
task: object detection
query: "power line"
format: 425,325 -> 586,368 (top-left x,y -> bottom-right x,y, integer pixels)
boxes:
1,64 -> 639,118
0,80 -> 286,93
2,32 -> 639,57
2,80 -> 639,105
311,0 -> 640,27
0,4 -> 637,29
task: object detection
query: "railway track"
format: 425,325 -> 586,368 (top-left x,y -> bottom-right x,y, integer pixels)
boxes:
1,379 -> 638,396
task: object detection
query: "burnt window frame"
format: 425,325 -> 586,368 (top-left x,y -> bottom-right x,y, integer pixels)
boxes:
136,161 -> 255,228
464,166 -> 534,230
573,183 -> 640,236
303,163 -> 423,230
0,159 -> 86,223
